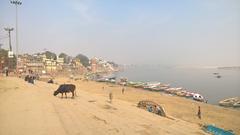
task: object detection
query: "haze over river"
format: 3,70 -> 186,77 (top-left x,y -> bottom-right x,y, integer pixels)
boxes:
116,65 -> 240,104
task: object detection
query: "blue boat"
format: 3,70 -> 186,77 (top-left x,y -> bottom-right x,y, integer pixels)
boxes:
203,125 -> 235,135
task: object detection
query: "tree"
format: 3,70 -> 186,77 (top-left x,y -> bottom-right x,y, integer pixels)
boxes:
44,51 -> 57,60
59,53 -> 70,64
0,49 -> 16,70
75,54 -> 90,67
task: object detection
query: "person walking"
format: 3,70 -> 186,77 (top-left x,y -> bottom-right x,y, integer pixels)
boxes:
109,92 -> 113,103
197,106 -> 201,119
5,69 -> 8,77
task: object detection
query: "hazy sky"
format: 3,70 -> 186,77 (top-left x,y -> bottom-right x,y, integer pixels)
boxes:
0,0 -> 240,66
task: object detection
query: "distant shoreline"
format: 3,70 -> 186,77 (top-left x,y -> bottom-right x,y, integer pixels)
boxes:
218,66 -> 240,70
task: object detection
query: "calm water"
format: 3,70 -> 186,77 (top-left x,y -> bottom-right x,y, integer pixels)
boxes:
116,65 -> 240,104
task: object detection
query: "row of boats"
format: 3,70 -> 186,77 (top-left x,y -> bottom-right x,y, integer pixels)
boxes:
94,75 -> 240,108
95,76 -> 205,102
125,81 -> 205,102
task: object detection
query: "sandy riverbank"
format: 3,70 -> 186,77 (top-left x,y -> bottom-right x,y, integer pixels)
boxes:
0,77 -> 239,135
55,77 -> 240,134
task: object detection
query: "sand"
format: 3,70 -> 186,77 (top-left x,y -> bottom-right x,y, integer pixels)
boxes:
0,77 -> 239,135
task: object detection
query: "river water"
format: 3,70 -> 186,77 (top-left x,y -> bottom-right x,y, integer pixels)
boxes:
115,65 -> 240,104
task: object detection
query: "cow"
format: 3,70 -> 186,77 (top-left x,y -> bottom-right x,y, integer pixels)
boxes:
53,84 -> 76,98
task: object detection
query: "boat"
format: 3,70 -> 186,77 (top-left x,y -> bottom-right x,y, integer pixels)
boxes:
216,75 -> 222,78
165,88 -> 181,94
137,100 -> 166,117
143,82 -> 161,90
185,92 -> 194,98
203,124 -> 235,135
193,93 -> 205,102
233,101 -> 240,107
219,97 -> 240,107
133,82 -> 146,88
176,90 -> 187,97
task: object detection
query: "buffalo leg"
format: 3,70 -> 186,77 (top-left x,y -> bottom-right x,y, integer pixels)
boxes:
72,91 -> 74,98
74,90 -> 77,97
65,92 -> 67,98
61,93 -> 63,98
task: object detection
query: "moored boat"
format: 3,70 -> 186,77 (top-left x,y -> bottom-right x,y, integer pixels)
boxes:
193,93 -> 205,102
219,97 -> 240,107
176,90 -> 187,97
233,101 -> 240,108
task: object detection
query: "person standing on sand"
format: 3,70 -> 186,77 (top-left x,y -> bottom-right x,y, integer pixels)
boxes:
197,106 -> 201,119
5,69 -> 8,77
109,92 -> 113,103
122,87 -> 125,94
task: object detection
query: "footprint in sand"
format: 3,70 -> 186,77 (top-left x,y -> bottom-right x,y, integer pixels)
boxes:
102,104 -> 117,110
92,115 -> 107,124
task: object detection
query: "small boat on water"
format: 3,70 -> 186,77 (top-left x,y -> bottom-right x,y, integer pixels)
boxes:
185,92 -> 194,98
233,101 -> 240,108
219,97 -> 240,107
216,75 -> 222,78
176,90 -> 187,97
164,87 -> 183,95
193,93 -> 205,102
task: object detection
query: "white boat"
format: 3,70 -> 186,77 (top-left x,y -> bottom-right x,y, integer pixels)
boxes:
233,101 -> 240,107
193,94 -> 204,102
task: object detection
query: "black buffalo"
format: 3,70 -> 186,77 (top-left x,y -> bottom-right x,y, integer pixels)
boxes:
53,84 -> 76,98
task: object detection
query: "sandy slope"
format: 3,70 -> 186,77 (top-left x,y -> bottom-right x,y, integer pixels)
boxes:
0,77 -> 207,135
54,77 -> 240,134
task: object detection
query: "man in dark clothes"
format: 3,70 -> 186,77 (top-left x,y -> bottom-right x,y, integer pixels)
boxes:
197,106 -> 201,119
6,69 -> 8,77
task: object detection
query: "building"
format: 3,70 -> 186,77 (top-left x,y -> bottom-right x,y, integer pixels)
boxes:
56,56 -> 64,71
26,62 -> 44,73
44,58 -> 57,73
90,57 -> 97,73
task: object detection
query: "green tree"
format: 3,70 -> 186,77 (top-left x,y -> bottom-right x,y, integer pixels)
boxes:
59,53 -> 70,63
75,54 -> 90,67
44,51 -> 57,60
0,49 -> 16,70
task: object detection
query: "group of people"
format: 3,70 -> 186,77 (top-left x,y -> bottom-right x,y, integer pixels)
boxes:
24,69 -> 37,84
107,87 -> 126,103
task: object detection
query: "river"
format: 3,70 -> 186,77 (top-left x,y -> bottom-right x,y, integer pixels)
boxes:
115,65 -> 240,104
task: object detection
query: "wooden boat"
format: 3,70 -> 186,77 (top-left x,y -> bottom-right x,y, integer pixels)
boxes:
219,97 -> 240,107
176,90 -> 187,97
233,101 -> 240,107
137,100 -> 166,117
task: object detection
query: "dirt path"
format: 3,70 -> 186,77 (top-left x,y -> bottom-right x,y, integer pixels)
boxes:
0,77 -> 208,135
